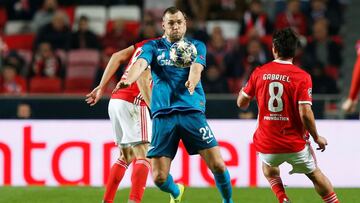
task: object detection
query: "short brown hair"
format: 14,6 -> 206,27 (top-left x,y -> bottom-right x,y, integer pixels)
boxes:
162,7 -> 187,19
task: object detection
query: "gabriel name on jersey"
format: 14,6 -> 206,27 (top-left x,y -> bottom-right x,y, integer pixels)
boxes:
263,74 -> 291,82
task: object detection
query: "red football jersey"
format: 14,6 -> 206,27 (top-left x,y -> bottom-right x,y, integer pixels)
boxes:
111,39 -> 152,106
243,60 -> 313,153
348,40 -> 360,100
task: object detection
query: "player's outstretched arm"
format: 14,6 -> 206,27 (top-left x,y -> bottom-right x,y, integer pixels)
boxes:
137,68 -> 152,107
342,54 -> 360,113
113,58 -> 149,92
299,104 -> 328,152
237,89 -> 251,109
85,45 -> 135,106
185,62 -> 203,95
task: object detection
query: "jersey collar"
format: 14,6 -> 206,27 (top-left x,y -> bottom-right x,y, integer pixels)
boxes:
273,59 -> 293,64
163,37 -> 186,45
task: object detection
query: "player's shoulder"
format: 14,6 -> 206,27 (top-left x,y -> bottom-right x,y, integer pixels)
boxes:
262,61 -> 310,76
282,63 -> 312,84
290,63 -> 311,78
186,38 -> 205,47
136,37 -> 162,48
250,63 -> 267,76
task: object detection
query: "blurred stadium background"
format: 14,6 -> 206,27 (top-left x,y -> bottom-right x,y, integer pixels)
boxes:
0,0 -> 359,202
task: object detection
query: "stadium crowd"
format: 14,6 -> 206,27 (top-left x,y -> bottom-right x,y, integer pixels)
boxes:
0,0 -> 346,95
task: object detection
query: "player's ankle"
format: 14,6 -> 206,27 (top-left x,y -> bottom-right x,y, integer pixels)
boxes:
127,199 -> 139,203
222,198 -> 233,203
279,196 -> 291,203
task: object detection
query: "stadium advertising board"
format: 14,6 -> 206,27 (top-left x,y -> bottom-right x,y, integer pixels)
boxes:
0,120 -> 359,187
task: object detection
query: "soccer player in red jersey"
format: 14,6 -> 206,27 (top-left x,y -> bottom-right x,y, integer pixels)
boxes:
86,40 -> 153,203
237,28 -> 339,203
342,40 -> 360,113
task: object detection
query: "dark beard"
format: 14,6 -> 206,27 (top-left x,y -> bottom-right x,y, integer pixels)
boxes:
169,34 -> 182,42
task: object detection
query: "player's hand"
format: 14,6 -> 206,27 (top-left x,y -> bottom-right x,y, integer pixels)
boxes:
85,86 -> 104,106
185,80 -> 195,95
112,80 -> 131,93
314,136 -> 328,152
342,98 -> 358,113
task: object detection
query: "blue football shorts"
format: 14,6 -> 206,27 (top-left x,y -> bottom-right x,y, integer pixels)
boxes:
147,111 -> 218,159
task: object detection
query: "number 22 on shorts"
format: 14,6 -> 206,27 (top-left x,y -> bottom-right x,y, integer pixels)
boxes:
199,126 -> 214,143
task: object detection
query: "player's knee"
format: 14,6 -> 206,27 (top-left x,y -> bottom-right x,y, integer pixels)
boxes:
306,171 -> 316,181
152,170 -> 168,185
263,168 -> 276,178
120,153 -> 133,165
306,168 -> 321,182
210,160 -> 226,174
262,170 -> 271,178
262,164 -> 280,178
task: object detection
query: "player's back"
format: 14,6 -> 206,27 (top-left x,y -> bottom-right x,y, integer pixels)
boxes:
246,60 -> 313,153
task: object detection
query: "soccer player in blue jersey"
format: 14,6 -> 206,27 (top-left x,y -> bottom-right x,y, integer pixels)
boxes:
113,6 -> 233,203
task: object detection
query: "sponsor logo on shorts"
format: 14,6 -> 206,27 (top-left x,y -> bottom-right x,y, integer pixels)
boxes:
148,145 -> 155,151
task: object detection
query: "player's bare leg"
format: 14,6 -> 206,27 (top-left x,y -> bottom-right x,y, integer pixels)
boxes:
199,146 -> 227,173
151,157 -> 184,202
151,157 -> 171,185
128,143 -> 151,203
306,168 -> 340,203
122,147 -> 135,164
199,146 -> 233,203
103,147 -> 134,203
262,163 -> 290,203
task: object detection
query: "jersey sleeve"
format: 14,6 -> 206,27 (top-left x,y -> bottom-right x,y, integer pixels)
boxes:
194,41 -> 206,68
297,73 -> 313,105
134,42 -> 141,49
138,41 -> 155,65
242,68 -> 257,98
348,41 -> 360,100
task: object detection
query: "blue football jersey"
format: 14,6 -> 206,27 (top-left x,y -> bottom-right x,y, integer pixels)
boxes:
138,37 -> 207,117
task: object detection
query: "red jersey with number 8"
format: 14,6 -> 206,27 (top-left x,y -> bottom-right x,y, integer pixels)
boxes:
242,60 -> 313,153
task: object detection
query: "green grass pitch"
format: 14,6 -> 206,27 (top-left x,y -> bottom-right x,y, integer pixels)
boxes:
0,186 -> 358,203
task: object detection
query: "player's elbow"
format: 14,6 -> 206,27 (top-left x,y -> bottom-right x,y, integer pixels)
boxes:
136,76 -> 147,88
236,99 -> 243,108
192,63 -> 204,73
111,51 -> 124,63
136,78 -> 144,87
237,96 -> 250,109
134,58 -> 149,72
238,102 -> 250,110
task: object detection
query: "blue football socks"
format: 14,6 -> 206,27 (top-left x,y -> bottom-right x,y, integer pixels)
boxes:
214,169 -> 233,203
156,174 -> 180,198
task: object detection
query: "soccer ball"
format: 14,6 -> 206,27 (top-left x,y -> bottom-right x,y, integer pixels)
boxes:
169,40 -> 197,68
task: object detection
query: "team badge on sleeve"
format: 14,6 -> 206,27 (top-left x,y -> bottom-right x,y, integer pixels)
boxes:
308,88 -> 312,98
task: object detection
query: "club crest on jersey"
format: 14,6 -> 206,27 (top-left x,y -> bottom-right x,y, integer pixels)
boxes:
308,88 -> 312,98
